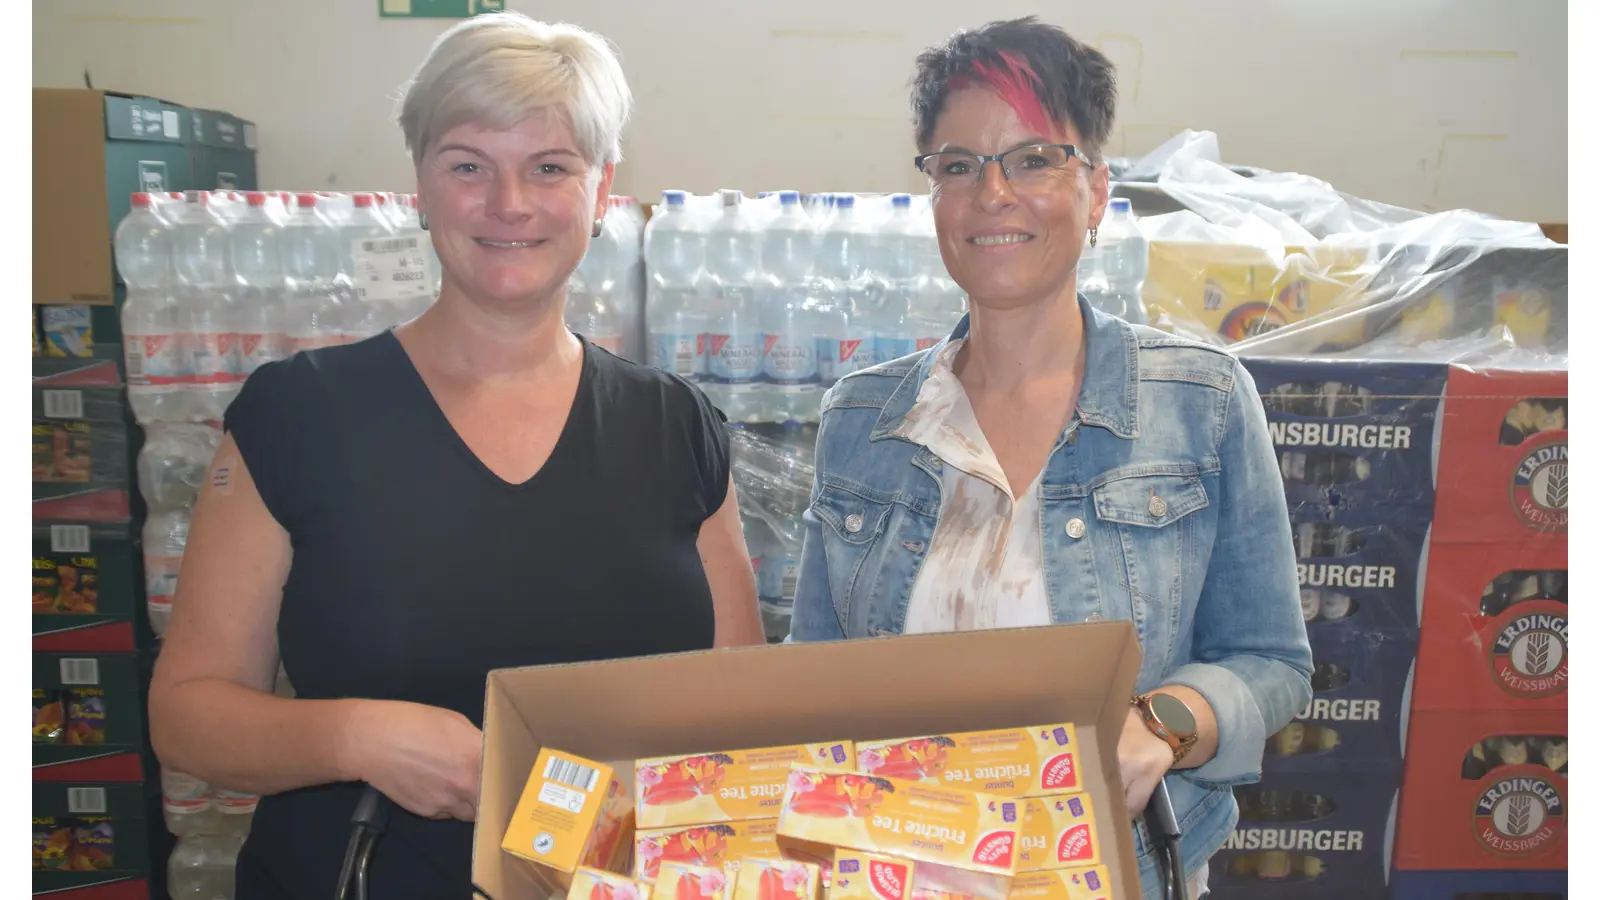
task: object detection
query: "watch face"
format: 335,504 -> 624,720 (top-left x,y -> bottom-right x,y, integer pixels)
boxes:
1151,693 -> 1196,737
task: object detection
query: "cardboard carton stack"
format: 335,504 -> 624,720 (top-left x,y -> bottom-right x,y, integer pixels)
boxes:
31,86 -> 257,900
1390,369 -> 1567,898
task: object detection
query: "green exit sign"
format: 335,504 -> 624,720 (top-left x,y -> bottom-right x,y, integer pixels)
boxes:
379,0 -> 504,18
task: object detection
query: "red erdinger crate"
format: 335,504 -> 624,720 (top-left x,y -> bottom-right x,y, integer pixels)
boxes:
1433,368 -> 1567,544
1413,541 -> 1567,712
1395,709 -> 1566,870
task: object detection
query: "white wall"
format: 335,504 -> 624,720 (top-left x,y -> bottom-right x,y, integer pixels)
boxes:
34,0 -> 1568,222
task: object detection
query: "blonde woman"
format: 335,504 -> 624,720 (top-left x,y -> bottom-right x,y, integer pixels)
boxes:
148,14 -> 763,897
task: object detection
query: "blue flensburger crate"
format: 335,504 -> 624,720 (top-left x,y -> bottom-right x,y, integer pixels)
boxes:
1264,626 -> 1417,774
1210,766 -> 1400,898
1290,503 -> 1431,632
1387,867 -> 1567,899
1244,358 -> 1447,513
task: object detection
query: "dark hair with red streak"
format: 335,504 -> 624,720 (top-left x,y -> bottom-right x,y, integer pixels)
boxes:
911,17 -> 1118,163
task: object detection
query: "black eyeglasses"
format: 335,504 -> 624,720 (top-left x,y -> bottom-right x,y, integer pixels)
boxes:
914,144 -> 1092,191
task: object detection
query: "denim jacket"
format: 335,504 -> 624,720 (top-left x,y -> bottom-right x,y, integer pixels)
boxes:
788,298 -> 1313,900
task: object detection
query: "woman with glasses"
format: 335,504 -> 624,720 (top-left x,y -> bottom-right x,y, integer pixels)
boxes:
787,18 -> 1311,899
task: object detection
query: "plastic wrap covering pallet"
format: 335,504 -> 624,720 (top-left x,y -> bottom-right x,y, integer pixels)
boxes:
33,782 -> 151,898
1388,867 -> 1567,899
1243,358 -> 1446,512
1209,767 -> 1398,900
33,520 -> 143,653
33,652 -> 151,783
1264,626 -> 1415,774
729,423 -> 817,642
1395,710 -> 1566,871
1289,503 -> 1429,632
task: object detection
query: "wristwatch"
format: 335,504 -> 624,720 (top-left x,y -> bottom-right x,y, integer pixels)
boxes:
1133,692 -> 1199,764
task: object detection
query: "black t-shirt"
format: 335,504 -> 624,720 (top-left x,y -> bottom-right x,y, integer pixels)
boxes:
221,332 -> 728,899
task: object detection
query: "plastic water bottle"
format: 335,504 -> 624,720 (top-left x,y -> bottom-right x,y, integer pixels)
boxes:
867,194 -> 926,364
704,190 -> 766,422
609,196 -> 648,362
172,192 -> 241,421
911,208 -> 965,345
389,195 -> 435,327
1091,198 -> 1150,325
143,507 -> 190,636
758,191 -> 822,424
229,192 -> 289,378
117,193 -> 191,424
811,195 -> 873,385
162,768 -> 223,838
340,193 -> 398,340
281,193 -> 348,353
645,191 -> 709,381
568,200 -> 625,355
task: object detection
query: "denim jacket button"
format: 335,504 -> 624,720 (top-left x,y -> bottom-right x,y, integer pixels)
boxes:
844,514 -> 864,534
1085,612 -> 1103,623
1065,518 -> 1087,539
1149,495 -> 1168,518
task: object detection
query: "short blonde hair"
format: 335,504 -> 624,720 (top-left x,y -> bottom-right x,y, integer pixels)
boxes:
397,12 -> 632,167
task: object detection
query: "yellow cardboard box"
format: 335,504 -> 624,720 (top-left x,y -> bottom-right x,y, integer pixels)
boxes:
637,742 -> 856,829
571,867 -> 654,900
1006,867 -> 1114,900
1017,794 -> 1099,872
657,861 -> 731,900
635,819 -> 782,883
830,849 -> 915,900
855,725 -> 1081,798
728,858 -> 822,900
502,749 -> 629,887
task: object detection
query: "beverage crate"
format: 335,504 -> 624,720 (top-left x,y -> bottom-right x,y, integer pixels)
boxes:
1396,709 -> 1566,871
32,385 -> 132,524
33,781 -> 152,899
1414,541 -> 1566,712
33,652 -> 152,783
1290,503 -> 1430,631
1433,368 -> 1566,544
1211,765 -> 1400,897
1264,626 -> 1416,774
33,520 -> 143,653
1244,357 -> 1446,511
1387,867 -> 1566,899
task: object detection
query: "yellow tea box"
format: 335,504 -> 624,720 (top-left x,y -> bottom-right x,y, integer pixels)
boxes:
856,725 -> 1081,798
1006,868 -> 1114,900
729,858 -> 822,900
637,742 -> 856,829
635,819 -> 782,883
777,766 -> 1018,891
1017,794 -> 1099,872
830,849 -> 915,900
502,749 -> 622,886
657,861 -> 731,900
571,866 -> 653,900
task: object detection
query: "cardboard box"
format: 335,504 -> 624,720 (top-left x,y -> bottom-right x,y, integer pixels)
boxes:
1211,766 -> 1399,896
33,520 -> 142,653
636,820 -> 781,883
501,749 -> 631,889
637,742 -> 856,829
777,766 -> 1018,894
831,850 -> 915,900
1017,794 -> 1099,873
472,625 -> 1145,900
1413,542 -> 1566,712
855,725 -> 1080,798
33,781 -> 152,898
1433,368 -> 1567,543
34,88 -> 195,306
1385,867 -> 1567,899
570,867 -> 652,900
729,858 -> 821,900
33,652 -> 150,782
188,108 -> 260,191
1289,504 -> 1430,631
657,861 -> 731,900
1005,868 -> 1114,900
1243,358 -> 1447,512
1264,626 -> 1416,773
1395,709 -> 1566,871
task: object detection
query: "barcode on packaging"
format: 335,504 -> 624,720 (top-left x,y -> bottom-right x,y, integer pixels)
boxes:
544,755 -> 599,792
361,237 -> 420,254
68,787 -> 107,815
50,525 -> 91,554
43,390 -> 85,420
60,658 -> 101,686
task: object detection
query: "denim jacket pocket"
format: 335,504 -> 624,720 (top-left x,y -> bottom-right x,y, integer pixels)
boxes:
808,482 -> 901,632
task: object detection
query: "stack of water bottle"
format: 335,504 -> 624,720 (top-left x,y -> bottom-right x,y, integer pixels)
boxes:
564,194 -> 648,362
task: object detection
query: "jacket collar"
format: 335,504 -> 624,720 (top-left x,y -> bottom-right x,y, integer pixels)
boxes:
870,294 -> 1140,442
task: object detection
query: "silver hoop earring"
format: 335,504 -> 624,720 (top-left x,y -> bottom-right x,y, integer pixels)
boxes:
419,212 -> 428,231
1088,227 -> 1097,248
592,218 -> 604,238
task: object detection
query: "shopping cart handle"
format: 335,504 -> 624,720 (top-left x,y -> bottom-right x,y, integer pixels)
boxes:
1141,778 -> 1188,900
334,786 -> 392,900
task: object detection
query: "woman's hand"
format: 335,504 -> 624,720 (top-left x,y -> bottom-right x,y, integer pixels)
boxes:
342,700 -> 484,821
1118,704 -> 1177,818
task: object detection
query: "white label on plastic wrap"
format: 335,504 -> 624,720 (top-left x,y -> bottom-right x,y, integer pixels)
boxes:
237,331 -> 286,376
162,110 -> 180,139
68,787 -> 107,815
652,333 -> 704,379
42,390 -> 85,420
242,123 -> 258,150
188,331 -> 238,385
59,658 -> 101,686
51,525 -> 91,554
352,237 -> 431,303
145,552 -> 181,623
706,332 -> 762,386
126,334 -> 185,389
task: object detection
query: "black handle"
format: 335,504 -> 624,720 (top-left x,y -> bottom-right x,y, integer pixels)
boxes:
334,786 -> 392,900
1141,778 -> 1188,900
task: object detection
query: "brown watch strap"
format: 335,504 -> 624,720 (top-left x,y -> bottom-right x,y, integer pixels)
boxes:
1134,693 -> 1198,763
